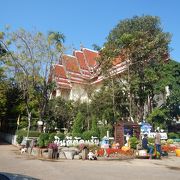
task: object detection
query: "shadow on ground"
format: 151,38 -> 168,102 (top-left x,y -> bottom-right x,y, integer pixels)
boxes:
0,172 -> 40,180
165,166 -> 180,171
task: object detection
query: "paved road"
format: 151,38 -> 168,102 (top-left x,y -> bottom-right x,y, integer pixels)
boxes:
0,140 -> 180,180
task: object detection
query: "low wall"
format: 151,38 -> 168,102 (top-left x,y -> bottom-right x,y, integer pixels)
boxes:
0,132 -> 17,145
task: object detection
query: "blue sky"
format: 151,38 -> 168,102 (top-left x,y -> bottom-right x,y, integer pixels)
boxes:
1,0 -> 180,61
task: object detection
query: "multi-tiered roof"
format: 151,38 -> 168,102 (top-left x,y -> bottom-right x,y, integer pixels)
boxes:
51,48 -> 126,90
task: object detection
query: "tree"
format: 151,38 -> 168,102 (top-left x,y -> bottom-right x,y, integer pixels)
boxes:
147,107 -> 169,129
156,60 -> 179,121
91,115 -> 98,133
146,59 -> 180,130
72,112 -> 84,137
99,15 -> 171,121
0,28 -> 65,136
0,43 -> 6,57
90,78 -> 129,123
0,68 -> 7,120
46,97 -> 74,132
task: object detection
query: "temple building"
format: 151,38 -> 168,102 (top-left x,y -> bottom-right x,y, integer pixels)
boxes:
49,47 -> 127,101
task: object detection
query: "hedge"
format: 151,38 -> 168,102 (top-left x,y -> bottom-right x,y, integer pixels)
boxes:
15,129 -> 41,137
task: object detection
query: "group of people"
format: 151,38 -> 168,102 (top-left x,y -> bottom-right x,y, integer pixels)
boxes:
142,130 -> 162,159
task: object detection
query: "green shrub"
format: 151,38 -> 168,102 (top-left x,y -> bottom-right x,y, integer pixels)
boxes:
168,132 -> 179,139
44,139 -> 51,147
56,132 -> 65,140
16,135 -> 23,144
37,133 -> 50,148
129,136 -> 139,149
91,130 -> 99,138
49,133 -> 56,142
38,139 -> 44,148
99,124 -> 113,139
16,129 -> 41,137
72,133 -> 82,138
82,131 -> 92,140
16,129 -> 27,136
29,131 -> 41,137
72,112 -> 84,137
91,116 -> 99,136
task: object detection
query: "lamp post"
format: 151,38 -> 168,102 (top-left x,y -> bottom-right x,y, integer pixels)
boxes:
37,120 -> 43,132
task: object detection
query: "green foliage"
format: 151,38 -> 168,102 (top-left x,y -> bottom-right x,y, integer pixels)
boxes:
147,107 -> 168,129
90,84 -> 123,125
99,124 -> 113,139
168,132 -> 180,139
16,129 -> 41,137
37,139 -> 44,148
161,61 -> 180,120
48,31 -> 65,51
16,129 -> 26,136
1,28 -> 65,135
16,135 -> 23,144
99,15 -> 171,121
82,131 -> 93,140
46,97 -> 74,132
29,131 -> 41,137
72,112 -> 84,137
91,116 -> 99,136
0,71 -> 7,118
146,60 -> 180,129
92,44 -> 101,51
56,132 -> 65,140
0,43 -> 6,57
1,20 -> 178,139
0,31 -> 5,39
37,133 -> 50,148
49,133 -> 56,142
129,136 -> 139,149
82,130 -> 99,140
4,82 -> 24,127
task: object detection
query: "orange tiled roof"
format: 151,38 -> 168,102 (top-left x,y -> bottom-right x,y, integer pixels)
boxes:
54,65 -> 67,78
74,51 -> 89,70
82,48 -> 98,67
62,54 -> 80,73
52,47 -> 125,89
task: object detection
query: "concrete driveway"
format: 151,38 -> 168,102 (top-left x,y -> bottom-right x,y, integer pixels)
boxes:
0,140 -> 180,180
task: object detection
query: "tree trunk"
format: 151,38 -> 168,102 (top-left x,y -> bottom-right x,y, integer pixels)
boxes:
26,111 -> 31,138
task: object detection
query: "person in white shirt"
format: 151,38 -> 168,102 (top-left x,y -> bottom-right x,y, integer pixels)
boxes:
155,130 -> 162,158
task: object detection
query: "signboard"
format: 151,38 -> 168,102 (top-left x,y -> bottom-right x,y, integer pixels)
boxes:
146,132 -> 168,140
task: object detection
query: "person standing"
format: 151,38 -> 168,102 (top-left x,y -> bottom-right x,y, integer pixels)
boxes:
155,130 -> 161,158
29,139 -> 35,154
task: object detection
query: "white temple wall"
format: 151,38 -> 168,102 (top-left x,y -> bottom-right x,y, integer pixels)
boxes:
69,83 -> 88,102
